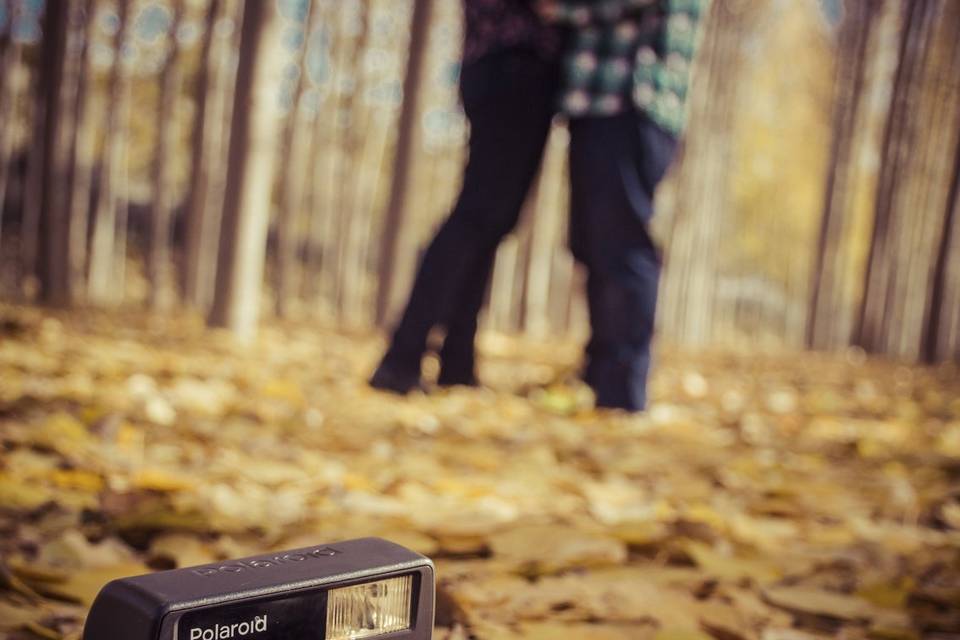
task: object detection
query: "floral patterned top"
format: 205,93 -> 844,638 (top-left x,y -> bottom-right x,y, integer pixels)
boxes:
462,0 -> 563,64
549,0 -> 708,135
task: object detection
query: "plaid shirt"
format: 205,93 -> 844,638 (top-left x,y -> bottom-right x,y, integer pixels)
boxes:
550,0 -> 708,135
463,0 -> 562,64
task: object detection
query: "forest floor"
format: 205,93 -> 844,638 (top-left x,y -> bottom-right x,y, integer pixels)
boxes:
0,303 -> 959,640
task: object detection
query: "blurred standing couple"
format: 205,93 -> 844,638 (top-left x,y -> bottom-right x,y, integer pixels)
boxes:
371,0 -> 706,412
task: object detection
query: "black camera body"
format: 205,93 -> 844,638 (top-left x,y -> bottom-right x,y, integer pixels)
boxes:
83,537 -> 435,640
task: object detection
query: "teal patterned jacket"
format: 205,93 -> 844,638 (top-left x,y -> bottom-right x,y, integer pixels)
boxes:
548,0 -> 708,136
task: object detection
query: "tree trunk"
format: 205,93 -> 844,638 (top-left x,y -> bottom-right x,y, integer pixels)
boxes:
113,72 -> 132,300
20,39 -> 47,289
36,0 -> 71,306
87,0 -> 131,304
207,0 -> 283,341
925,134 -> 960,361
806,0 -> 879,350
856,0 -> 960,360
0,0 -> 22,252
340,102 -> 391,326
0,0 -> 8,104
148,0 -> 185,309
193,0 -> 244,310
375,0 -> 434,326
333,0 -> 373,322
311,2 -> 368,316
274,0 -> 319,318
182,0 -> 224,310
65,0 -> 97,299
304,3 -> 351,315
658,1 -> 760,346
856,0 -> 927,351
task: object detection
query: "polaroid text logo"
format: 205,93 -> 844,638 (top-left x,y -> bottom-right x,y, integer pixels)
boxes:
191,547 -> 340,577
189,615 -> 267,640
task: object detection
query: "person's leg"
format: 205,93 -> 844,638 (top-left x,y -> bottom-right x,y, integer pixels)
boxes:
568,111 -> 677,411
437,56 -> 559,386
372,50 -> 557,392
435,250 -> 494,386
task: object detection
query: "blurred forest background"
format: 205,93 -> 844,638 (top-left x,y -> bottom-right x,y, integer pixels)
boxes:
2,2 -> 960,639
0,0 -> 956,361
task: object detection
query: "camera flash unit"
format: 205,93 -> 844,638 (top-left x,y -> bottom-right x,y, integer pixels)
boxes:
83,537 -> 435,640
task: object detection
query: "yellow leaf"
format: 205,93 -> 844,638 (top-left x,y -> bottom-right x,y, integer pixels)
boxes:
684,541 -> 781,584
653,629 -> 713,640
857,579 -> 913,609
531,386 -> 581,416
0,473 -> 54,510
868,627 -> 919,640
488,524 -> 627,575
35,412 -> 93,455
0,601 -> 45,631
51,469 -> 104,493
38,563 -> 148,606
610,521 -> 669,547
149,534 -> 216,569
132,468 -> 195,492
261,378 -> 305,405
519,622 -> 655,639
24,621 -> 62,640
762,586 -> 877,621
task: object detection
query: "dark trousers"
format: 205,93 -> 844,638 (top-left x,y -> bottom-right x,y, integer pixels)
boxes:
382,49 -> 559,382
569,110 -> 677,410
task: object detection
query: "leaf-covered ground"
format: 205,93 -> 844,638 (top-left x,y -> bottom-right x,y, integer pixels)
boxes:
0,304 -> 959,639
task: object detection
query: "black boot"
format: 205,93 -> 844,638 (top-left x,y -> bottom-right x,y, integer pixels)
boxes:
436,366 -> 479,388
437,341 -> 479,388
369,357 -> 425,394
